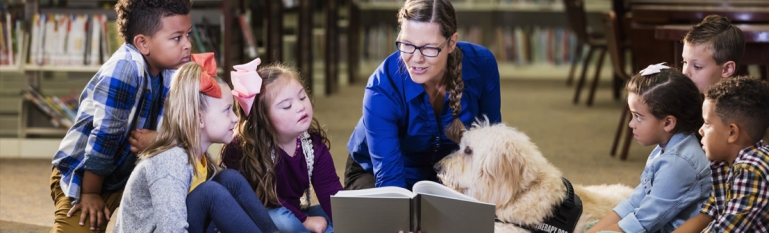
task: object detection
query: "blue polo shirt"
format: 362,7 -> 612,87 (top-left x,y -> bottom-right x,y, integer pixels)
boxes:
347,42 -> 501,189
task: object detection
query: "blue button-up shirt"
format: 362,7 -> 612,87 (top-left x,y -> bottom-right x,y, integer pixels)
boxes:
52,43 -> 175,202
347,42 -> 501,189
614,133 -> 712,233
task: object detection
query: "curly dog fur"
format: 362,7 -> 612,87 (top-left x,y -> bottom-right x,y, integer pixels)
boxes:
436,121 -> 633,232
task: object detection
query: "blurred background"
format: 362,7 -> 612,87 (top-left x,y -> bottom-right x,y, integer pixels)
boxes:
2,0 -> 767,231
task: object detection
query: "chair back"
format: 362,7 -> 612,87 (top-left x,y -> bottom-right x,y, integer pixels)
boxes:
603,11 -> 631,81
563,0 -> 591,43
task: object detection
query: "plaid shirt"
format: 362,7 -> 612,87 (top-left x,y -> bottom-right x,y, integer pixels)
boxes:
701,140 -> 769,232
51,43 -> 176,202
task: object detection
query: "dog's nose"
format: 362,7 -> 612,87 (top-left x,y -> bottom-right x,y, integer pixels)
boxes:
433,163 -> 443,173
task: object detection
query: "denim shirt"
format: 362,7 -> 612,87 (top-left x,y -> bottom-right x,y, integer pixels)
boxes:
347,42 -> 501,189
614,133 -> 712,233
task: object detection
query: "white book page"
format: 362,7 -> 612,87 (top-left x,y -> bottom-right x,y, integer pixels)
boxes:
333,186 -> 417,199
412,181 -> 486,203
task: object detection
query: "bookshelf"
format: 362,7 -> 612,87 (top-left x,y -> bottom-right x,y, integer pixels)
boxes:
1,0 -> 357,138
0,0 -> 252,138
271,0 -> 356,96
354,0 -> 613,80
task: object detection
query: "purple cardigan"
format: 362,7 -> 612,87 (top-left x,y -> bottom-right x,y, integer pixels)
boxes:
222,133 -> 343,222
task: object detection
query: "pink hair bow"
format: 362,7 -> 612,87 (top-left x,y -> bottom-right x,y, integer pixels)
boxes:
231,58 -> 263,116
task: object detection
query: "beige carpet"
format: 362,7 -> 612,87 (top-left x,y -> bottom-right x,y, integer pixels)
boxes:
0,79 -> 653,231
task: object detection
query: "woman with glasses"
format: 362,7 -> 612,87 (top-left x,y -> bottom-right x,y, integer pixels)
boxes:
345,0 -> 501,190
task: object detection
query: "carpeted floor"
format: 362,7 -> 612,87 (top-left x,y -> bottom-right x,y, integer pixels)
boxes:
0,79 -> 653,231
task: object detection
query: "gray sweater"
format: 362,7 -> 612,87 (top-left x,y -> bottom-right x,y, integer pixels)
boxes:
114,147 -> 195,233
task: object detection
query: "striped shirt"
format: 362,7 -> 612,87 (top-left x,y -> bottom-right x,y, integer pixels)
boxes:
701,140 -> 769,232
51,43 -> 176,203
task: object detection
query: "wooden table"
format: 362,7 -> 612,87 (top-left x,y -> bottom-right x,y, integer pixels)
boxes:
654,24 -> 769,79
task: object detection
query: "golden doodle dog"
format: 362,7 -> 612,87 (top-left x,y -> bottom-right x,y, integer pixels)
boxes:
436,120 -> 633,233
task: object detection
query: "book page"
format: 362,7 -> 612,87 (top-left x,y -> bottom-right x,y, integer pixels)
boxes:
333,186 -> 417,199
412,181 -> 486,203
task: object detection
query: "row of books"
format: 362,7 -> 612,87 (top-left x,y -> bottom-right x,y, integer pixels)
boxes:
27,13 -> 229,67
21,89 -> 79,129
360,24 -> 578,66
490,26 -> 578,66
29,13 -> 122,66
0,11 -> 23,66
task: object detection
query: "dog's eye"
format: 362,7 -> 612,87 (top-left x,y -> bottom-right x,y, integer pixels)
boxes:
464,146 -> 472,155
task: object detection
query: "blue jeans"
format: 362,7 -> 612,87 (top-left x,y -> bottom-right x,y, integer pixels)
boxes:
186,169 -> 279,233
267,205 -> 334,233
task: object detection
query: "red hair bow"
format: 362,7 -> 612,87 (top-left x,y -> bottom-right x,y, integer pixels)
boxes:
190,53 -> 221,98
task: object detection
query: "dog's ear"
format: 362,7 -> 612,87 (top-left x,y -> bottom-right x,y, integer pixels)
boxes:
480,125 -> 540,196
472,125 -> 530,202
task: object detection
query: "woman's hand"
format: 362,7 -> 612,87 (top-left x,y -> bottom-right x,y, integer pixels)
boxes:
68,193 -> 110,231
303,216 -> 328,233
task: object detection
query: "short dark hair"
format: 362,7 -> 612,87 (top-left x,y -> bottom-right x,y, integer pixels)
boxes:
626,68 -> 703,135
705,77 -> 769,142
115,0 -> 192,44
683,15 -> 745,66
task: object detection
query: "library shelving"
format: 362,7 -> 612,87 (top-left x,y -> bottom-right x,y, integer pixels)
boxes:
354,0 -> 612,80
0,0 -> 252,138
0,0 -> 358,138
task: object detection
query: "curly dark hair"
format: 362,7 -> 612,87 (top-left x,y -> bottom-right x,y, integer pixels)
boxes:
705,77 -> 769,142
626,68 -> 703,135
114,0 -> 192,44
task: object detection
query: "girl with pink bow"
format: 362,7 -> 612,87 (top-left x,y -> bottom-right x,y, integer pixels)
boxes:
221,60 -> 343,233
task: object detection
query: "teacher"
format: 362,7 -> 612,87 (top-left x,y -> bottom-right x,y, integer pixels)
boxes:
345,0 -> 502,190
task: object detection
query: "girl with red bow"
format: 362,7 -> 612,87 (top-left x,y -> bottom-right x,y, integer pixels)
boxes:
115,53 -> 278,233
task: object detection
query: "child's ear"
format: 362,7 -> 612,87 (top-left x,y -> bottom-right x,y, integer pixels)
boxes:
663,115 -> 677,133
133,34 -> 150,56
720,61 -> 736,78
727,123 -> 740,143
199,113 -> 205,129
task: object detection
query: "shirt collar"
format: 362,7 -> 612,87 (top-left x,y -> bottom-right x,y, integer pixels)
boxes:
735,139 -> 768,163
652,132 -> 686,156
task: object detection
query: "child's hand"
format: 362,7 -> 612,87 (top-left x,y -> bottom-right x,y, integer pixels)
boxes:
68,193 -> 110,231
302,216 -> 328,233
129,129 -> 158,153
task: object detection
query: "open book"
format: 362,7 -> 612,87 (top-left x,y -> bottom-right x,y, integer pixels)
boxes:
331,180 -> 495,233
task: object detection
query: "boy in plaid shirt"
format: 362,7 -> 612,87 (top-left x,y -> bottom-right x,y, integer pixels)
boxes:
49,0 -> 193,232
675,77 -> 769,232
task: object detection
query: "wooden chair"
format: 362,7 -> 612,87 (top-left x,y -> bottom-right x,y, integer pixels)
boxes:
603,11 -> 634,160
562,0 -> 607,106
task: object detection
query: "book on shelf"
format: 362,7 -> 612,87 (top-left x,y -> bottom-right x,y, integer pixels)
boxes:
21,89 -> 79,129
331,180 -> 495,233
0,10 -> 23,66
238,12 -> 258,59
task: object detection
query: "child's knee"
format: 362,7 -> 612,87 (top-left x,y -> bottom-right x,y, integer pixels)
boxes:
268,208 -> 307,232
213,169 -> 247,185
188,182 -> 228,204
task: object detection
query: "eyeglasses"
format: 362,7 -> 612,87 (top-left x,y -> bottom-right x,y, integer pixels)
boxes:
395,38 -> 450,58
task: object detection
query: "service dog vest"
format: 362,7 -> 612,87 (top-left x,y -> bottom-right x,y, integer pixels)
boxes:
495,178 -> 583,233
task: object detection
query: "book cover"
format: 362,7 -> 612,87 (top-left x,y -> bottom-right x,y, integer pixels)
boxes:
332,180 -> 495,233
237,13 -> 257,58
